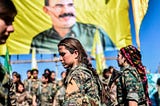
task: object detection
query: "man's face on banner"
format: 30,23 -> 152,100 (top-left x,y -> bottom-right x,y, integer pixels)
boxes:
0,18 -> 14,44
44,0 -> 76,29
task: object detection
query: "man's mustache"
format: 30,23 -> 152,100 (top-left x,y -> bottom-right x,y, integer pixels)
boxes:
59,13 -> 75,18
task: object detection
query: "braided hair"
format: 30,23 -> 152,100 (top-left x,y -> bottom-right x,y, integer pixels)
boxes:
120,45 -> 151,106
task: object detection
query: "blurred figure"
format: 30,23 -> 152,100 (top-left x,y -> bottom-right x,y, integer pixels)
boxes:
23,69 -> 32,92
32,69 -> 39,80
54,71 -> 66,105
151,77 -> 160,106
101,66 -> 121,106
50,70 -> 57,84
26,69 -> 32,79
117,45 -> 151,106
60,71 -> 66,79
12,73 -> 21,84
30,69 -> 40,94
15,82 -> 33,106
33,73 -> 56,106
11,71 -> 18,79
44,68 -> 51,75
9,72 -> 21,106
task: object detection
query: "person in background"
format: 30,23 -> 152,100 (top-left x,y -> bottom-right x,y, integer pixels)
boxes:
101,66 -> 121,106
56,70 -> 66,88
33,73 -> 56,106
30,0 -> 115,53
53,70 -> 66,105
15,82 -> 33,106
49,70 -> 57,84
54,37 -> 101,105
60,70 -> 66,79
117,45 -> 151,106
23,69 -> 32,91
29,69 -> 41,96
151,77 -> 160,106
9,72 -> 22,106
11,71 -> 18,79
44,68 -> 51,75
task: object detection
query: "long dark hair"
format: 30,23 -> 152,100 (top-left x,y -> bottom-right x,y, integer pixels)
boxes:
0,0 -> 17,21
120,45 -> 151,105
58,37 -> 107,103
16,81 -> 25,93
58,37 -> 98,77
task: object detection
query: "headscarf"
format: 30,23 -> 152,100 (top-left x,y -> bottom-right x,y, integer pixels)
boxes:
120,45 -> 151,106
120,45 -> 145,75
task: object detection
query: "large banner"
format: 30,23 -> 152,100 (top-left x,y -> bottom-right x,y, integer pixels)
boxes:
0,0 -> 132,55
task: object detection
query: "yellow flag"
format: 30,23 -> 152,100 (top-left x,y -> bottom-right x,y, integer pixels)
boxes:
31,48 -> 38,69
75,0 -> 132,49
91,29 -> 106,75
131,0 -> 149,50
0,0 -> 132,55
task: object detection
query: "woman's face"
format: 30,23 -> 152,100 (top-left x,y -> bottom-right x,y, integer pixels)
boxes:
18,84 -> 24,93
12,75 -> 18,83
50,72 -> 56,79
117,52 -> 125,67
58,45 -> 78,69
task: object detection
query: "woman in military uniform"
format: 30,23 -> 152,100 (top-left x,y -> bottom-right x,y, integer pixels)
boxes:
55,37 -> 101,106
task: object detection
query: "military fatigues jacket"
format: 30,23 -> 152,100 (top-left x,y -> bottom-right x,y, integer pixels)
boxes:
59,64 -> 101,106
117,65 -> 147,106
0,64 -> 10,106
15,91 -> 32,106
0,73 -> 10,106
36,83 -> 57,106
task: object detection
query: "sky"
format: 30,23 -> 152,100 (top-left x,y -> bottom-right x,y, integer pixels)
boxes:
1,0 -> 160,80
130,0 -> 160,73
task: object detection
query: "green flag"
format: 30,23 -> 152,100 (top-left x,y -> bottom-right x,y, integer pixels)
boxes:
4,48 -> 12,74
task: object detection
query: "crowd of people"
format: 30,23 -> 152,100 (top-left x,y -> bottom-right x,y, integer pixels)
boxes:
4,38 -> 153,106
0,0 -> 159,106
9,68 -> 66,106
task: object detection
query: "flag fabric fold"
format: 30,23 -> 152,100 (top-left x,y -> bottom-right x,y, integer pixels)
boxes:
131,0 -> 149,50
91,29 -> 106,75
31,47 -> 38,69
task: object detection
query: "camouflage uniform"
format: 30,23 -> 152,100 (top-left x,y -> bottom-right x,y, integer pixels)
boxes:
28,78 -> 41,96
23,78 -> 32,93
59,64 -> 100,106
26,78 -> 41,105
117,66 -> 147,106
15,91 -> 32,106
101,70 -> 121,106
53,79 -> 65,106
9,80 -> 17,106
36,83 -> 57,106
0,67 -> 10,106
